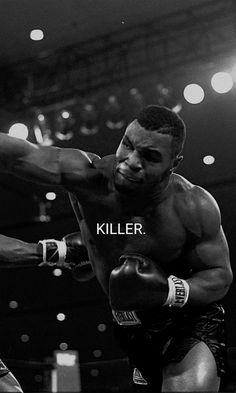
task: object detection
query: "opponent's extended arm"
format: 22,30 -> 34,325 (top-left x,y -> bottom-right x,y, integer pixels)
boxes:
0,235 -> 41,266
0,232 -> 94,281
0,133 -> 93,185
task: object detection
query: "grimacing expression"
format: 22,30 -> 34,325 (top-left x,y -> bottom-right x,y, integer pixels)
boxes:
114,120 -> 176,193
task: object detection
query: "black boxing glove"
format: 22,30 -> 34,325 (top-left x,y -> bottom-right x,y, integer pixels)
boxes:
38,232 -> 94,282
109,254 -> 190,311
62,232 -> 94,282
109,254 -> 169,311
62,232 -> 89,265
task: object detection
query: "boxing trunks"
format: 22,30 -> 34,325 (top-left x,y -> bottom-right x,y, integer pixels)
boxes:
112,302 -> 226,389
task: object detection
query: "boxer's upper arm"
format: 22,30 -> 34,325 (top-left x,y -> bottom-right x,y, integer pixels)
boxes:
182,187 -> 233,305
188,187 -> 232,286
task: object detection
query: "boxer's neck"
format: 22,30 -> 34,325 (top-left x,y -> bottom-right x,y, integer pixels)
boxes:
114,174 -> 172,212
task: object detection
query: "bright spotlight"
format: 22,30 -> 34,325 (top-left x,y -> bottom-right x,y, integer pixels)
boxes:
8,123 -> 29,140
183,84 -> 205,104
53,268 -> 62,277
38,114 -> 45,122
57,313 -> 66,322
211,72 -> 233,94
30,29 -> 44,41
203,155 -> 215,165
61,110 -> 70,119
46,192 -> 56,201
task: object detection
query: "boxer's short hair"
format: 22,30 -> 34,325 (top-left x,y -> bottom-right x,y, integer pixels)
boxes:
137,105 -> 186,158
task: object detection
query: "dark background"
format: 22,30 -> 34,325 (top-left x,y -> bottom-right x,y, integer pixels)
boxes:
0,0 -> 236,391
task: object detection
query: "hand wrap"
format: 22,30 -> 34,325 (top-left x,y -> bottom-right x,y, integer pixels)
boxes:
163,275 -> 190,308
38,232 -> 94,281
109,254 -> 190,311
38,239 -> 67,267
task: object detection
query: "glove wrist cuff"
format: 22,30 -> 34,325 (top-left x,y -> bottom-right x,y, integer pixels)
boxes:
163,275 -> 189,308
38,239 -> 67,266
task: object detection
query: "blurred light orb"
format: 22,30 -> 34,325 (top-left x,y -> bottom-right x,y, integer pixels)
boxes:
61,111 -> 70,119
59,342 -> 68,351
172,103 -> 182,114
57,313 -> 66,321
46,192 -> 56,201
97,323 -> 107,332
90,369 -> 99,377
30,29 -> 44,41
9,300 -> 18,309
38,114 -> 45,122
93,349 -> 102,358
53,268 -> 62,277
203,155 -> 215,165
8,123 -> 29,140
211,72 -> 233,94
21,334 -> 30,343
183,84 -> 205,104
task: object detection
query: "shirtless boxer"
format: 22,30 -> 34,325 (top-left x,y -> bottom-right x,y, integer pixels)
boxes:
0,105 -> 232,391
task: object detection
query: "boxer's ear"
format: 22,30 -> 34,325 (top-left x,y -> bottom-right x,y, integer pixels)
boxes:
172,155 -> 183,170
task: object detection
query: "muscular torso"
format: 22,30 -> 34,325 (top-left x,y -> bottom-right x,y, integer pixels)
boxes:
69,155 -> 199,294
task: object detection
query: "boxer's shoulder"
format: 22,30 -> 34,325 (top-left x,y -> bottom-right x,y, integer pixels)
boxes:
172,173 -> 217,207
172,174 -> 220,236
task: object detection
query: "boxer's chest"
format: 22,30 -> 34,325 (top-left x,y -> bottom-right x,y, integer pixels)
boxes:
80,192 -> 187,267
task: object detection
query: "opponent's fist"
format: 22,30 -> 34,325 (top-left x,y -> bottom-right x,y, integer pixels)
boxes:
109,254 -> 168,311
38,232 -> 94,281
62,232 -> 89,265
63,232 -> 94,282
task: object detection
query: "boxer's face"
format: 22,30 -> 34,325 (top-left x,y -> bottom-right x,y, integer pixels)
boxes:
114,120 -> 177,194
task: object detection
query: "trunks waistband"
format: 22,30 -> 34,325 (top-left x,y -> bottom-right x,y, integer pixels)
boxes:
112,303 -> 224,327
112,310 -> 141,326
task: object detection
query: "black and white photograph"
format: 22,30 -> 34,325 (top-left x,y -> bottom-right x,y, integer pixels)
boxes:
0,0 -> 235,391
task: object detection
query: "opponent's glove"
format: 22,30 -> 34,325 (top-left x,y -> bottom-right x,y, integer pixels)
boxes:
109,254 -> 189,311
38,232 -> 94,281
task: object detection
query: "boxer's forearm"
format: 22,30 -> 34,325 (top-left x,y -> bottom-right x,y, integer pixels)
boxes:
0,133 -> 37,170
0,235 -> 42,266
186,267 -> 232,306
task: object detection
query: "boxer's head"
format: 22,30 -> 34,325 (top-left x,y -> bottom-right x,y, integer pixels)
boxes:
114,105 -> 186,194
